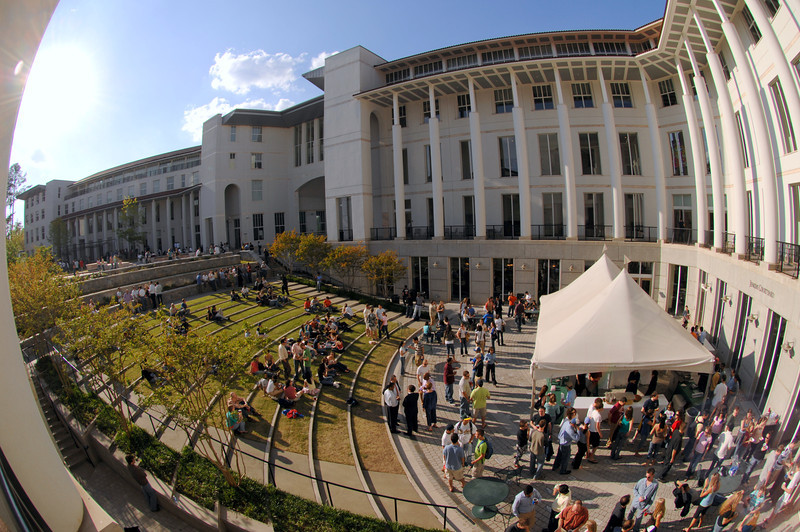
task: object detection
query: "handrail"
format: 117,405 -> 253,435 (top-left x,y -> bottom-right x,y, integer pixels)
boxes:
777,241 -> 800,279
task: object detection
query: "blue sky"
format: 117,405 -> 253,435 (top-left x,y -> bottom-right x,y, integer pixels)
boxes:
10,0 -> 665,192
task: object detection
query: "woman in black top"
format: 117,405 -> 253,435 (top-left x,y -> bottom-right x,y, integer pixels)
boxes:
603,495 -> 630,532
402,385 -> 419,437
625,370 -> 640,394
644,370 -> 659,396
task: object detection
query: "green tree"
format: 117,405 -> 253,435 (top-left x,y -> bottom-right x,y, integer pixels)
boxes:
48,217 -> 72,260
116,197 -> 146,249
269,229 -> 301,273
296,233 -> 331,276
5,223 -> 24,264
362,250 -> 406,297
323,244 -> 368,290
6,163 -> 27,228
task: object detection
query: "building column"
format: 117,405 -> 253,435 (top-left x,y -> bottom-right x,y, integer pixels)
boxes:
711,0 -> 778,262
553,69 -> 578,238
685,39 -> 725,251
694,10 -> 748,256
510,73 -> 532,238
392,93 -> 407,239
598,67 -> 625,239
166,197 -> 173,249
180,194 -> 187,248
639,67 -> 669,242
427,84 -> 444,238
189,191 -> 197,249
151,199 -> 157,251
468,77 -> 488,239
675,57 -> 709,246
113,207 -> 119,251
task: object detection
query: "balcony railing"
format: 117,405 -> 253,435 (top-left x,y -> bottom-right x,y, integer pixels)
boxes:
778,241 -> 800,279
443,225 -> 475,240
486,224 -> 520,240
578,225 -> 611,241
370,227 -> 396,241
746,236 -> 765,263
407,226 -> 432,240
702,230 -> 713,248
667,227 -> 696,245
625,225 -> 658,242
531,224 -> 566,240
338,229 -> 353,242
722,232 -> 736,254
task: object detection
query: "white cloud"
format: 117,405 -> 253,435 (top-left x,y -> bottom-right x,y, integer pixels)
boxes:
310,51 -> 338,70
30,148 -> 47,164
181,96 -> 296,142
209,50 -> 306,95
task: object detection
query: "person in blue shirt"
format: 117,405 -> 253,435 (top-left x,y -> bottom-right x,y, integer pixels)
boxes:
484,347 -> 497,385
562,383 -> 577,410
511,484 -> 541,529
553,408 -> 579,474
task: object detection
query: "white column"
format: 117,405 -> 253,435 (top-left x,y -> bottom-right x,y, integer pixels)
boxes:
468,78 -> 487,239
166,197 -> 173,249
638,67 -> 668,241
686,39 -> 725,251
554,69 -> 578,238
711,0 -> 778,262
676,57 -> 708,246
694,10 -> 748,255
428,85 -> 444,238
113,207 -> 119,250
189,191 -> 196,249
392,93 -> 407,239
598,67 -> 625,239
180,194 -> 187,248
511,73 -> 532,238
151,199 -> 157,251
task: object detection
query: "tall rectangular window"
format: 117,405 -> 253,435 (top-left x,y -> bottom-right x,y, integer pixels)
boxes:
306,121 -> 314,164
402,148 -> 409,184
251,126 -> 262,142
543,193 -> 564,236
424,145 -> 432,182
658,78 -> 678,107
252,180 -> 263,201
532,85 -> 555,110
293,125 -> 302,167
392,105 -> 407,127
502,194 -> 520,237
140,182 -> 147,196
734,112 -> 750,168
538,133 -> 561,175
701,127 -> 711,174
579,133 -> 602,175
764,0 -> 780,17
463,195 -> 475,233
460,140 -> 473,180
422,99 -> 439,122
494,88 -> 514,113
152,180 -> 161,193
457,94 -> 471,118
668,130 -> 689,175
610,82 -> 633,108
791,184 -> 800,244
624,193 -> 645,237
274,212 -> 285,234
252,213 -> 264,240
499,136 -> 518,177
251,153 -> 262,169
230,125 -> 236,142
619,132 -> 641,175
719,52 -> 732,80
572,83 -> 594,108
584,192 -> 605,230
770,79 -> 797,153
741,6 -> 762,43
166,176 -> 174,190
318,117 -> 324,161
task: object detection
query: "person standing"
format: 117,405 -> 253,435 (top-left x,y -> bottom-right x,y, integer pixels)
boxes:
586,398 -> 603,464
443,356 -> 457,404
628,468 -> 659,530
455,415 -> 476,460
277,337 -> 291,379
383,375 -> 401,433
457,323 -> 469,356
397,340 -> 408,375
558,500 -> 589,532
529,419 -> 547,480
514,300 -> 525,332
402,385 -> 419,438
484,346 -> 498,385
442,433 -> 466,492
281,273 -> 289,295
658,421 -> 686,481
553,409 -> 579,475
126,454 -> 160,512
458,370 -> 472,420
472,428 -> 488,477
470,379 -> 491,428
511,485 -> 541,530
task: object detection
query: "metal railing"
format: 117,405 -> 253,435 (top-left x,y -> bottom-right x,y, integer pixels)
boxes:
338,229 -> 353,242
722,232 -> 736,254
486,225 -> 519,240
625,225 -> 658,242
370,227 -> 396,241
667,227 -> 696,245
531,224 -> 566,240
578,225 -> 611,241
778,241 -> 800,279
443,225 -> 475,240
702,230 -> 713,248
746,236 -> 765,263
407,226 -> 432,240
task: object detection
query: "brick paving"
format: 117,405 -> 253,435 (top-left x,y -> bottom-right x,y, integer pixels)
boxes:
391,305 -> 798,532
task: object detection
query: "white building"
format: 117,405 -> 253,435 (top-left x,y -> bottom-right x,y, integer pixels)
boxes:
18,0 -> 800,441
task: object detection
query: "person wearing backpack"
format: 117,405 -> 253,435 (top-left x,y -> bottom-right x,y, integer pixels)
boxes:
472,428 -> 490,477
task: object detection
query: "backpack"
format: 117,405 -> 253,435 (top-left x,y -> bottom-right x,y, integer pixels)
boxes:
482,436 -> 494,459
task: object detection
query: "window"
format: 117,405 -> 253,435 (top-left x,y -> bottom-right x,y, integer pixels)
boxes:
492,258 -> 514,298
424,145 -> 432,182
155,203 -> 160,223
252,180 -> 263,201
572,83 -> 593,108
318,118 -> 324,161
117,189 -> 123,201
392,105 -> 407,127
543,193 -> 564,236
385,68 -> 410,84
741,6 -> 762,43
306,121 -> 314,164
764,0 -> 780,18
422,99 -> 439,122
180,174 -> 186,188
57,205 -> 60,216
770,79 -> 797,153
499,136 -> 518,177
668,131 -> 689,175
584,192 -> 605,232
402,148 -> 409,184
481,49 -> 515,65
537,259 -> 560,297
294,125 -> 302,167
413,61 -> 442,77
250,152 -> 262,170
274,212 -> 285,234
673,194 -> 693,243
251,126 -> 262,142
192,171 -> 199,185
494,88 -> 513,113
457,94 -> 471,118
579,133 -> 602,175
463,196 -> 475,233
593,42 -> 628,55
556,42 -> 590,56
610,82 -> 633,108
627,261 -> 653,295
734,112 -> 750,168
460,140 -> 473,180
140,182 -> 147,196
719,52 -> 732,80
538,133 -> 561,175
619,132 -> 641,175
152,179 -> 161,193
658,78 -> 678,107
446,54 -> 477,70
411,257 -> 430,296
625,193 -> 645,238
532,85 -> 554,110
518,45 -> 552,59
166,176 -> 174,190
230,125 -> 236,142
252,213 -> 264,240
502,194 -> 521,237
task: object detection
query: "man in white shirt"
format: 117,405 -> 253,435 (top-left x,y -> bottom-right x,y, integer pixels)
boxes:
586,398 -> 603,463
458,370 -> 472,419
455,416 -> 476,460
383,375 -> 401,433
712,380 -> 728,408
277,338 -> 291,379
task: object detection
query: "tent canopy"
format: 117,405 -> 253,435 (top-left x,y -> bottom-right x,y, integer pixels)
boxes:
532,266 -> 714,381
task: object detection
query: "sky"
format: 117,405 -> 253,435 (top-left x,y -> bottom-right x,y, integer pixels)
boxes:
10,0 -> 666,196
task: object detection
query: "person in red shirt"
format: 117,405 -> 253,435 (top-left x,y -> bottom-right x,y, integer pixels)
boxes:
507,292 -> 517,318
559,500 -> 589,532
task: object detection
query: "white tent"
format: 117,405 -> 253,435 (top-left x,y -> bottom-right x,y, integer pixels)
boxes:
531,269 -> 715,381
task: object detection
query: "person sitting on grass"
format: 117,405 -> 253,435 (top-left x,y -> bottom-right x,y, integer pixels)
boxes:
310,296 -> 322,313
325,352 -> 350,374
250,357 -> 266,376
257,376 -> 284,399
228,392 -> 258,420
304,298 -> 312,313
230,290 -> 241,302
318,362 -> 335,386
241,286 -> 249,299
283,380 -> 303,402
226,406 -> 247,435
323,296 -> 333,311
301,378 -> 320,400
341,303 -> 354,320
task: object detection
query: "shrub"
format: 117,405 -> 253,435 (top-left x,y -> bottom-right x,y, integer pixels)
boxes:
115,426 -> 179,482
